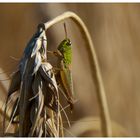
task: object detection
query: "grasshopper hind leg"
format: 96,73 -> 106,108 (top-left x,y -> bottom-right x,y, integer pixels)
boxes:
55,72 -> 74,112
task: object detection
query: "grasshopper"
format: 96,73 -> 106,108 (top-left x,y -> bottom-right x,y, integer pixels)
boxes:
48,23 -> 74,111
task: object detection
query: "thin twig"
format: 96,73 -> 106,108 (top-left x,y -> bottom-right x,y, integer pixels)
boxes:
62,127 -> 75,137
28,94 -> 44,136
59,103 -> 71,128
59,113 -> 64,137
56,112 -> 59,137
5,98 -> 19,134
43,11 -> 112,136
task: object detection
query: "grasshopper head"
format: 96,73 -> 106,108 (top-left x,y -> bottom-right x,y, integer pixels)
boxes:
58,38 -> 72,54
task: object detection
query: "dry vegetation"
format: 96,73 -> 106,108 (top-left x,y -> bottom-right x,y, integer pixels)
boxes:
0,3 -> 140,137
3,24 -> 69,137
2,12 -> 112,137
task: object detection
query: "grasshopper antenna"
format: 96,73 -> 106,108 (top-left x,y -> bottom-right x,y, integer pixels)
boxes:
63,22 -> 68,39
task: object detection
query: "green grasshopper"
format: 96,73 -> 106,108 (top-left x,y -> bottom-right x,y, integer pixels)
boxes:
48,23 -> 74,111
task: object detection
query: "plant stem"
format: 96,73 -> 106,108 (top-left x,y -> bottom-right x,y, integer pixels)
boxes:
43,11 -> 112,137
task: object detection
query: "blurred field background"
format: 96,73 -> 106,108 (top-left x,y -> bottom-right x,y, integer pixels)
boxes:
0,3 -> 140,136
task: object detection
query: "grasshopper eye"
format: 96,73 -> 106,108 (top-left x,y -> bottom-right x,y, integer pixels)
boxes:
66,41 -> 71,46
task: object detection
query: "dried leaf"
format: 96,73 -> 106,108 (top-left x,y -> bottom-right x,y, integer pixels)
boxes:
10,97 -> 19,123
19,75 -> 33,136
8,70 -> 21,97
23,26 -> 45,58
42,80 -> 58,112
40,36 -> 47,60
31,39 -> 42,58
32,73 -> 42,101
31,30 -> 46,58
36,117 -> 43,137
30,102 -> 36,124
32,52 -> 41,75
39,62 -> 58,94
28,86 -> 44,136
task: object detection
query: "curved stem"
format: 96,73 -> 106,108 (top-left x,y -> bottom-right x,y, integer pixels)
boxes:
43,11 -> 112,137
